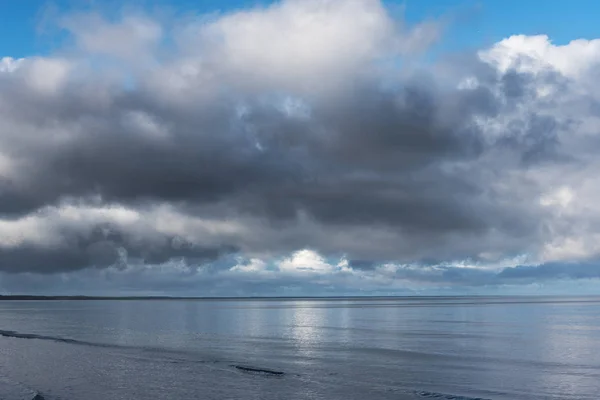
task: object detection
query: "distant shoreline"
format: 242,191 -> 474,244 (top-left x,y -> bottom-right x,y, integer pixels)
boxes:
0,294 -> 594,301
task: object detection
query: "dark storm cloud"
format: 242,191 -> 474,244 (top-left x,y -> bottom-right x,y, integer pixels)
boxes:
0,91 -> 298,216
0,55 -> 557,275
0,224 -> 236,273
348,260 -> 378,270
1,67 -> 535,219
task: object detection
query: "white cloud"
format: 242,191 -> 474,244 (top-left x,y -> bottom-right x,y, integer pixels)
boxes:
230,258 -> 268,273
0,57 -> 23,73
480,35 -> 600,78
0,204 -> 138,249
21,57 -> 72,95
198,0 -> 392,81
278,249 -> 336,275
166,0 -> 439,96
541,236 -> 600,263
61,14 -> 162,61
540,186 -> 574,209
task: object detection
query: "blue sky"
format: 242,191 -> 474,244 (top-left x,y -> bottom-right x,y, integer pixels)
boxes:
2,0 -> 600,59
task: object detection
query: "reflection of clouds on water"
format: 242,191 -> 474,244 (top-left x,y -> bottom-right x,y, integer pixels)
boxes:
531,305 -> 600,397
290,302 -> 324,342
288,302 -> 327,359
238,301 -> 271,339
447,302 -> 600,399
114,301 -> 195,349
183,301 -> 200,333
333,303 -> 352,346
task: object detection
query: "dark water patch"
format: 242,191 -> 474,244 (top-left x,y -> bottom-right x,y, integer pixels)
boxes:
0,330 -> 116,348
415,391 -> 491,400
0,328 -> 288,383
0,329 -> 235,368
0,329 -> 211,359
231,365 -> 285,376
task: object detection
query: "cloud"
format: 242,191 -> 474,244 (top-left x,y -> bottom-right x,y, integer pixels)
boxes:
0,57 -> 23,73
481,34 -> 600,78
60,14 -> 163,61
173,0 -> 439,94
1,0 -> 600,294
0,203 -> 237,273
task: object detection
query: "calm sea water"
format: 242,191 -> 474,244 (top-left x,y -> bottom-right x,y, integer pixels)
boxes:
0,296 -> 598,399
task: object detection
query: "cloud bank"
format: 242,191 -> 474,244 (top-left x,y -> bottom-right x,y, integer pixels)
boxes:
2,0 -> 600,295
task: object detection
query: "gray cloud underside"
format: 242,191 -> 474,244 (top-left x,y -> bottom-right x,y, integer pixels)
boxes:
1,260 -> 598,297
0,64 -> 562,270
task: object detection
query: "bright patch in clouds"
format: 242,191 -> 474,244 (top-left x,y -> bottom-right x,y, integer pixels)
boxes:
481,35 -> 600,77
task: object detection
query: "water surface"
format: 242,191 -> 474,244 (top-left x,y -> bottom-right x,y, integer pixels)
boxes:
0,296 -> 598,399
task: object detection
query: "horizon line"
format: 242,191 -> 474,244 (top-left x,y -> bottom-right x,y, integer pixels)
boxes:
0,294 -> 595,300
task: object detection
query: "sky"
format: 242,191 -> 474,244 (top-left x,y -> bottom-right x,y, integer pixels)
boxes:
3,0 -> 600,57
1,0 -> 600,296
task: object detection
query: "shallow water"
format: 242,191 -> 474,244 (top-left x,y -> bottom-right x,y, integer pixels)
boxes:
0,296 -> 598,399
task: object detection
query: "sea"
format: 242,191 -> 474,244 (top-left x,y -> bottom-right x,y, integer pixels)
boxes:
0,296 -> 598,400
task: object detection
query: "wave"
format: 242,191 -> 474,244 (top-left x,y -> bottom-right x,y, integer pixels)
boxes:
0,329 -> 288,380
0,329 -> 117,348
414,390 -> 491,400
231,365 -> 285,375
0,329 -> 500,399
